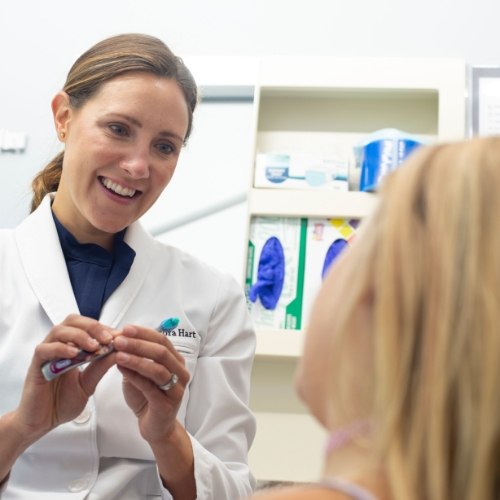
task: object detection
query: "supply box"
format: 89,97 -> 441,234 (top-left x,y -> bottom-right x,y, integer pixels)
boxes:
254,152 -> 349,191
246,216 -> 359,331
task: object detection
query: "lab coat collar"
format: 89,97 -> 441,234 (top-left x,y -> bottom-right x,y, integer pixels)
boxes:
16,194 -> 78,325
15,194 -> 156,328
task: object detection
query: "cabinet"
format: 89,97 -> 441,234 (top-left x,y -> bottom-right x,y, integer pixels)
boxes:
246,57 -> 466,483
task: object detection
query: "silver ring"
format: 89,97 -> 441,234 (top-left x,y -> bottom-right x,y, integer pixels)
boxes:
158,373 -> 178,391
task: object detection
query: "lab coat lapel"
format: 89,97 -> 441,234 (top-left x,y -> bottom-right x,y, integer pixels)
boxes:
15,195 -> 79,326
15,195 -> 156,329
97,221 -> 156,328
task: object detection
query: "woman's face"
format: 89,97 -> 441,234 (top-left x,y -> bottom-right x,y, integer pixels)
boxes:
51,72 -> 189,249
295,242 -> 374,430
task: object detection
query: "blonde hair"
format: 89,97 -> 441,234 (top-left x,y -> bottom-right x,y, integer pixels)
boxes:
332,137 -> 500,500
31,33 -> 198,212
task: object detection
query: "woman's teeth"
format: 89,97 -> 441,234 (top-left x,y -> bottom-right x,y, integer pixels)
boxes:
101,178 -> 136,197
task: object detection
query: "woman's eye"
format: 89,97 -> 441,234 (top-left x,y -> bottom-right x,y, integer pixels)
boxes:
109,124 -> 128,136
156,142 -> 174,155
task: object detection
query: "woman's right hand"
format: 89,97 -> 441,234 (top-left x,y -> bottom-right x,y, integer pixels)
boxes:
12,314 -> 117,442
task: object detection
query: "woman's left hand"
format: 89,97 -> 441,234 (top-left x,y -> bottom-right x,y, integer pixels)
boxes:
113,325 -> 189,444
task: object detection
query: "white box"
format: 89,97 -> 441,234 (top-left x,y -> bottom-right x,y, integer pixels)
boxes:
245,216 -> 307,330
254,152 -> 349,191
301,218 -> 360,327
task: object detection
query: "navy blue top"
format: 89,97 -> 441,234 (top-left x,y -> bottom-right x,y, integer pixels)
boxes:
52,212 -> 136,320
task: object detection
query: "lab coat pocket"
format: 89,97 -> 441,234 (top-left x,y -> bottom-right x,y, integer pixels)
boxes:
168,337 -> 199,426
168,337 -> 199,380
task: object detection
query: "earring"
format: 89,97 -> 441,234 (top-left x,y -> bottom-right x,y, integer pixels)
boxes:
60,131 -> 66,140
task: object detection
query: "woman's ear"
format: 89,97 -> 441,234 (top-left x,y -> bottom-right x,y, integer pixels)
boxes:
51,91 -> 71,141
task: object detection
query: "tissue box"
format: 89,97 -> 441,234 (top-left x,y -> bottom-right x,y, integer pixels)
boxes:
245,216 -> 308,330
254,152 -> 349,191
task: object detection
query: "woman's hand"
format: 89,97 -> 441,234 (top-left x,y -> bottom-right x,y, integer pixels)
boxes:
113,324 -> 189,445
13,314 -> 116,442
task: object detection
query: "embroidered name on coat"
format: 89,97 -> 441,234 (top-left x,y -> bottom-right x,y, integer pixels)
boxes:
164,328 -> 197,338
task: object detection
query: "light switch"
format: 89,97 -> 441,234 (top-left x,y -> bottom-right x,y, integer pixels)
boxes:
0,129 -> 27,153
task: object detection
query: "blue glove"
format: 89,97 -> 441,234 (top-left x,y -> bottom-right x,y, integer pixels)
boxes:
249,236 -> 285,310
322,238 -> 349,279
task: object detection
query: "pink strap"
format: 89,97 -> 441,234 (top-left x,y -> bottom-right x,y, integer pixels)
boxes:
324,420 -> 372,455
319,477 -> 377,500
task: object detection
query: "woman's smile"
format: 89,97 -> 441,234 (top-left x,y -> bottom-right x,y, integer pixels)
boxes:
99,176 -> 140,199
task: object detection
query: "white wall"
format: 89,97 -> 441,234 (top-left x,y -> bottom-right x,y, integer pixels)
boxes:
1,0 -> 499,281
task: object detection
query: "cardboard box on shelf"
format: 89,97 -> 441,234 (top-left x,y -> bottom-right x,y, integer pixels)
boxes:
246,216 -> 307,330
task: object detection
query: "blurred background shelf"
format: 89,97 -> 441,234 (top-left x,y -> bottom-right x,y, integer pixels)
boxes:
246,56 -> 466,483
248,189 -> 377,219
255,328 -> 306,358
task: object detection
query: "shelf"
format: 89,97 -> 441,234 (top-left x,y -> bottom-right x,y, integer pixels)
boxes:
258,56 -> 465,90
248,188 -> 377,219
255,328 -> 305,358
256,56 -> 466,141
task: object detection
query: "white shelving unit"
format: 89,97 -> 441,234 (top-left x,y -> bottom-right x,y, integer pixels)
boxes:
246,56 -> 466,483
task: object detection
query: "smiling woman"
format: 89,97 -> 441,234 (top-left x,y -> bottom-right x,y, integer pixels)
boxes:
51,73 -> 189,250
0,33 -> 257,500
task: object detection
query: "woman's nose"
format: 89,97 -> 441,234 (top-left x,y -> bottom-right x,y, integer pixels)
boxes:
120,147 -> 150,178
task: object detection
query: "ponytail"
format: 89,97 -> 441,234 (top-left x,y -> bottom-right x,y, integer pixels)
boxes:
30,152 -> 64,212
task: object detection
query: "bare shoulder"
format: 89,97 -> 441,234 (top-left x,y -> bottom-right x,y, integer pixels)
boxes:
251,484 -> 354,500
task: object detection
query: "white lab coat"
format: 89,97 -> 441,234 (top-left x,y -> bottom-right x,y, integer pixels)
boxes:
0,195 -> 256,499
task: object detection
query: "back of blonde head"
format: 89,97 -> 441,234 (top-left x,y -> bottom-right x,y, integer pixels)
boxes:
339,137 -> 500,500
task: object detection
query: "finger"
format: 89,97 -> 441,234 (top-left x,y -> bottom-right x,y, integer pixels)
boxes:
118,366 -> 167,414
118,366 -> 182,402
83,319 -> 119,343
60,314 -> 116,344
113,334 -> 182,366
79,351 -> 117,396
59,314 -> 103,336
46,319 -> 115,353
34,341 -> 81,363
36,320 -> 116,383
120,325 -> 185,363
114,347 -> 188,388
115,351 -> 184,387
36,334 -> 107,373
113,333 -> 188,386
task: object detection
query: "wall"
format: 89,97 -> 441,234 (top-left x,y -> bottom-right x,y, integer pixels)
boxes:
1,0 -> 500,277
